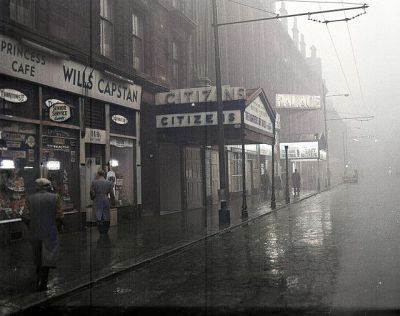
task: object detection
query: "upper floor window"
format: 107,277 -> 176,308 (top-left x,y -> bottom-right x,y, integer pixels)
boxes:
10,0 -> 34,28
100,0 -> 113,58
132,13 -> 143,71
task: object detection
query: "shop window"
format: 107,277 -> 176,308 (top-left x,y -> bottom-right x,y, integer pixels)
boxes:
0,121 -> 38,220
110,137 -> 135,207
110,105 -> 136,137
0,76 -> 39,120
100,0 -> 113,59
9,0 -> 35,28
132,13 -> 143,71
42,127 -> 80,212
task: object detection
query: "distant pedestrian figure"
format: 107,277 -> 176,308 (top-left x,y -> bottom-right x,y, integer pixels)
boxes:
275,175 -> 282,199
262,171 -> 271,199
292,169 -> 301,196
90,170 -> 115,234
22,178 -> 63,291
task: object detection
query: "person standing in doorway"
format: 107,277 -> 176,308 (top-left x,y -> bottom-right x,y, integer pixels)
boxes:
292,169 -> 301,196
22,178 -> 63,291
90,170 -> 115,234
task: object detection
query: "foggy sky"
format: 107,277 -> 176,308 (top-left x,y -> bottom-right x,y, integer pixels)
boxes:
279,0 -> 400,171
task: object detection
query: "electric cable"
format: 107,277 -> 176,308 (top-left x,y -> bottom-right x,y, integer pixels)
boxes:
341,1 -> 369,114
226,0 -> 277,16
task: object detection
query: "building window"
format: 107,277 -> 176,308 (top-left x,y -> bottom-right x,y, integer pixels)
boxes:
9,0 -> 34,28
172,41 -> 179,87
132,13 -> 143,71
100,0 -> 113,58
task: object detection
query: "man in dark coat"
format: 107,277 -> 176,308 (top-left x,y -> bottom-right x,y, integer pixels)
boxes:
292,169 -> 301,196
90,170 -> 115,234
23,178 -> 63,291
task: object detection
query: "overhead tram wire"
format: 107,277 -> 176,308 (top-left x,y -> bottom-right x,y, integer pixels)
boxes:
318,2 -> 353,99
341,0 -> 369,114
227,0 -> 277,16
281,0 -> 365,5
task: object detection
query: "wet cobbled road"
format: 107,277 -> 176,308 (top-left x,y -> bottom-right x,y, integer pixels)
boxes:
48,174 -> 400,311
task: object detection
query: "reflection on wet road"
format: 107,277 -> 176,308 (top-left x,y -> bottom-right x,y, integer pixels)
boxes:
51,175 -> 400,310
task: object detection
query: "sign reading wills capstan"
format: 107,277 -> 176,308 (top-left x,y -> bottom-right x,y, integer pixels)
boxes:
0,34 -> 141,110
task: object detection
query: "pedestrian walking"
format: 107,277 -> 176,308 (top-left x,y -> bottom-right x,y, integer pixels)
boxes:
22,178 -> 63,291
264,171 -> 271,199
90,169 -> 115,235
292,169 -> 301,196
275,175 -> 282,199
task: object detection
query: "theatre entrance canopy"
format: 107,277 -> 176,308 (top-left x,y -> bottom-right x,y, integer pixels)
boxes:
155,86 -> 276,146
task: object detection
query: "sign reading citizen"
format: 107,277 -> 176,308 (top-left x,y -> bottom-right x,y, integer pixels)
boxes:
0,35 -> 141,110
156,110 -> 241,128
155,86 -> 245,105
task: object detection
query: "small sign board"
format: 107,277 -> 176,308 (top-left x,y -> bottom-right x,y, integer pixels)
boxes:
85,128 -> 106,144
112,114 -> 128,125
0,88 -> 27,103
49,102 -> 71,122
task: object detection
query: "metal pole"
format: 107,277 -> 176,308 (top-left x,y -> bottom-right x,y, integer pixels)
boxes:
212,0 -> 230,226
285,146 -> 290,204
323,84 -> 331,187
271,121 -> 276,209
241,109 -> 248,219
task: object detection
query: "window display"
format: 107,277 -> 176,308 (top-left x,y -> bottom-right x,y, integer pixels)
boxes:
110,137 -> 135,207
0,121 -> 38,220
42,126 -> 79,211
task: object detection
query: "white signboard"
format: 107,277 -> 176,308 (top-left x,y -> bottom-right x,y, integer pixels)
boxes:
276,94 -> 321,109
280,142 -> 319,160
0,88 -> 27,103
155,86 -> 246,105
156,110 -> 241,128
85,128 -> 106,144
49,102 -> 71,122
319,150 -> 327,161
110,138 -> 134,148
0,34 -> 141,109
244,96 -> 273,134
260,144 -> 272,156
111,114 -> 128,125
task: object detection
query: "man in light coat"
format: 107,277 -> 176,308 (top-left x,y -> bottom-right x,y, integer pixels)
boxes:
90,170 -> 115,234
23,178 -> 63,291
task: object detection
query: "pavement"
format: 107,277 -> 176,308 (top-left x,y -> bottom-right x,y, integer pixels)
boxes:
0,189 -> 317,315
31,175 -> 400,314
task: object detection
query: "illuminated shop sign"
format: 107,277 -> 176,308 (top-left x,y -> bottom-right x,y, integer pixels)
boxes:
0,88 -> 27,103
155,86 -> 245,105
276,94 -> 321,109
244,97 -> 273,134
111,114 -> 128,125
280,142 -> 319,160
156,110 -> 241,128
0,34 -> 141,109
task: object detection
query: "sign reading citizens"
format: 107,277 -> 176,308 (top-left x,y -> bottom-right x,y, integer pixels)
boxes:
155,86 -> 246,105
276,94 -> 321,109
0,34 -> 141,110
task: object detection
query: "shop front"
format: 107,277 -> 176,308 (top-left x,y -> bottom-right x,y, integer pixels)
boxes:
279,141 -> 327,192
0,33 -> 141,244
151,86 -> 276,227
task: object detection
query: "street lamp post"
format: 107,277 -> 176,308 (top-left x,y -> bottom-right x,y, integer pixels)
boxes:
212,0 -> 230,226
284,145 -> 290,204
